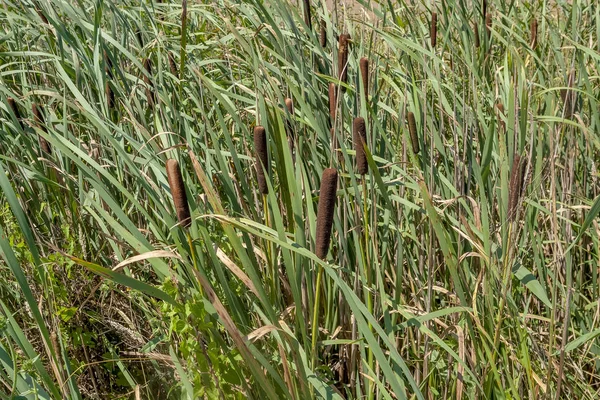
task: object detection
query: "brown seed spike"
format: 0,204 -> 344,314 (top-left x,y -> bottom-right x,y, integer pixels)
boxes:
407,112 -> 420,154
254,126 -> 269,195
496,102 -> 505,131
474,22 -> 480,48
430,12 -> 437,48
329,83 -> 337,121
315,168 -> 338,259
7,97 -> 22,128
485,13 -> 492,37
508,154 -> 523,221
285,98 -> 294,143
338,34 -> 350,91
561,69 -> 577,119
353,117 -> 368,175
143,58 -> 155,105
359,57 -> 369,100
32,103 -> 51,154
303,0 -> 312,31
106,82 -> 115,109
320,20 -> 327,47
168,51 -> 178,77
530,17 -> 538,50
166,159 -> 191,228
482,0 -> 487,20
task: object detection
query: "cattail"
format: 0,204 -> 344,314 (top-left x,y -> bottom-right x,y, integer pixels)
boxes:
359,57 -> 369,100
407,111 -> 420,154
135,30 -> 144,48
303,0 -> 312,30
530,17 -> 538,49
166,159 -> 191,228
315,168 -> 338,259
561,69 -> 577,118
482,0 -> 487,20
32,103 -> 51,154
474,22 -> 480,48
485,13 -> 492,37
430,12 -> 437,48
104,50 -> 113,78
105,82 -> 115,109
285,97 -> 295,144
353,117 -> 368,175
143,58 -> 155,105
320,20 -> 327,47
254,126 -> 269,195
7,97 -> 22,128
338,34 -> 350,91
35,4 -> 49,24
508,154 -> 524,221
329,83 -> 337,121
168,52 -> 179,77
496,102 -> 505,131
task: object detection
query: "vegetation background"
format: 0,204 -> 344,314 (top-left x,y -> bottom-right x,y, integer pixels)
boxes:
1,0 -> 600,398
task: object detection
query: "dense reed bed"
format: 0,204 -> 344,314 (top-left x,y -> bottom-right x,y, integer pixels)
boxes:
1,0 -> 600,398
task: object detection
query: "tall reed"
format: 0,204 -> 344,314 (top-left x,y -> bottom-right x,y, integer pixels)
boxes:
166,159 -> 191,228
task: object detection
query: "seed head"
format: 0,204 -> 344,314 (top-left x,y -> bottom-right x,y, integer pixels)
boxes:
338,34 -> 350,91
407,111 -> 420,154
530,17 -> 538,49
168,51 -> 178,77
359,57 -> 369,100
320,20 -> 327,47
329,83 -> 337,121
508,154 -> 524,221
315,168 -> 338,259
474,22 -> 480,48
485,13 -> 492,37
32,103 -> 52,154
431,12 -> 437,48
303,0 -> 312,30
353,117 -> 368,175
561,69 -> 577,118
166,159 -> 191,228
254,126 -> 269,194
7,97 -> 22,128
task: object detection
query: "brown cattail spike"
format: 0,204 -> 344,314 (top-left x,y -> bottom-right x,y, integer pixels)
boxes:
328,83 -> 337,121
166,159 -> 191,228
303,0 -> 312,30
315,168 -> 338,259
7,97 -> 22,129
32,103 -> 52,154
353,117 -> 368,175
561,69 -> 577,118
530,17 -> 538,49
407,112 -> 420,154
168,51 -> 178,77
508,154 -> 524,221
431,12 -> 437,48
338,34 -> 350,91
474,22 -> 480,48
320,20 -> 327,47
359,57 -> 369,100
485,13 -> 492,37
285,98 -> 295,148
254,126 -> 269,195
143,58 -> 155,105
496,102 -> 506,131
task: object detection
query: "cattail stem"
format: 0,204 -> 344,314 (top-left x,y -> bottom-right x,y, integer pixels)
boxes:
166,159 -> 191,228
407,111 -> 420,154
430,12 -> 437,48
338,34 -> 350,91
353,117 -> 368,175
254,126 -> 269,194
359,57 -> 369,101
32,103 -> 52,154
